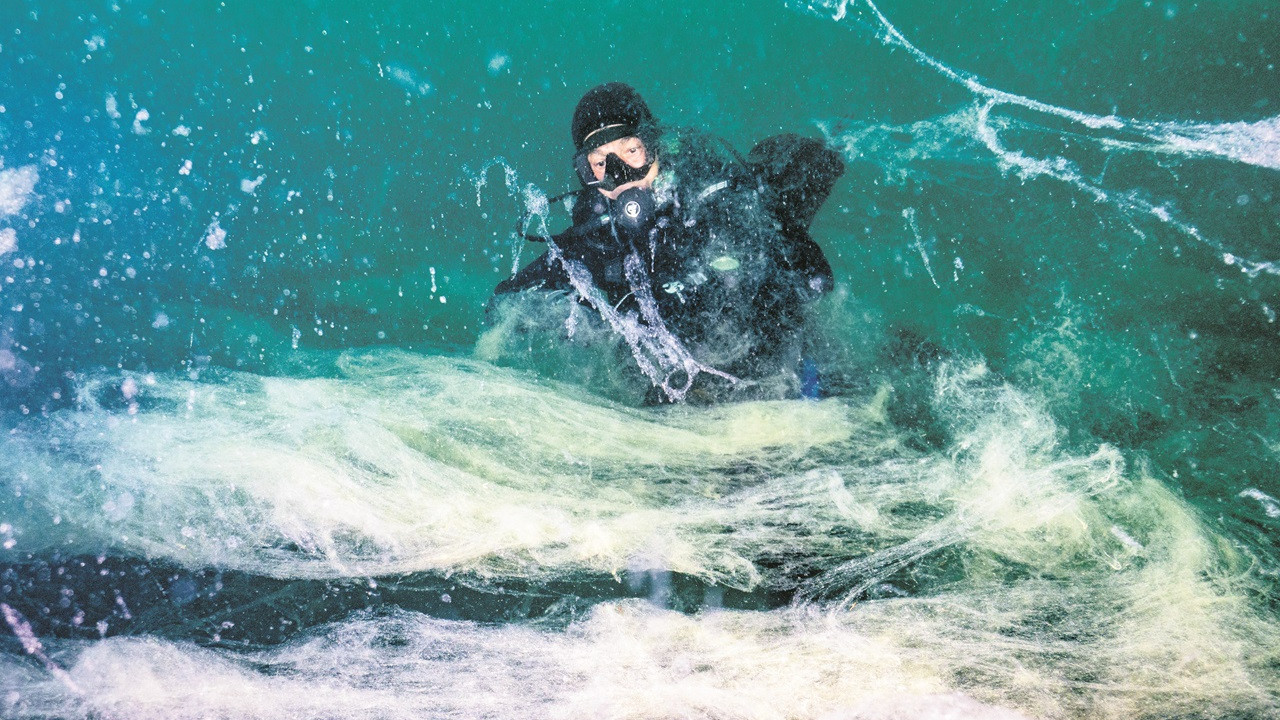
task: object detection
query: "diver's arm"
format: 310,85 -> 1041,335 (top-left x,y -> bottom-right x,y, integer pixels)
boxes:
494,206 -> 618,296
493,251 -> 568,295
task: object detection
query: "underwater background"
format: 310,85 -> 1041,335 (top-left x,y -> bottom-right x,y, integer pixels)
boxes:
1,0 -> 1278,717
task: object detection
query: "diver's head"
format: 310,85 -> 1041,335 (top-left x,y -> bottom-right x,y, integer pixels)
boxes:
571,83 -> 660,199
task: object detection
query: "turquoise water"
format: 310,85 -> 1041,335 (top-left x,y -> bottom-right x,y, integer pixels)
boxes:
1,1 -> 1278,717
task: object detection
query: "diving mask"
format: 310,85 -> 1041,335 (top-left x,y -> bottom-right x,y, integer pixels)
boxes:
573,128 -> 656,190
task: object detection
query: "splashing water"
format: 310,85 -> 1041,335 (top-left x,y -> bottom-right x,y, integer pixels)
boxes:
1,604 -> 81,696
545,239 -> 740,403
805,0 -> 1280,277
3,352 -> 1279,717
3,2 -> 1280,718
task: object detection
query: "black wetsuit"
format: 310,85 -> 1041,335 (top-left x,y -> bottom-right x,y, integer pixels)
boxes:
493,129 -> 844,386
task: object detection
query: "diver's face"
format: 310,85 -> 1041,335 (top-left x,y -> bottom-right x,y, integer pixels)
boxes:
586,136 -> 657,200
586,136 -> 648,181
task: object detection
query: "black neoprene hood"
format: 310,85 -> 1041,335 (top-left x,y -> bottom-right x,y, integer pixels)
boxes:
570,82 -> 656,151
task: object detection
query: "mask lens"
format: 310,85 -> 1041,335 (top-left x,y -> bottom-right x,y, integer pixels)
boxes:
574,142 -> 654,190
574,151 -> 607,188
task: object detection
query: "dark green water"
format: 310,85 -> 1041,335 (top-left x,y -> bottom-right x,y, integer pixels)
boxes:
1,1 -> 1278,717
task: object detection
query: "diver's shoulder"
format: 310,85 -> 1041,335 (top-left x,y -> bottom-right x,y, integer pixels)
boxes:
656,126 -> 749,189
657,126 -> 733,159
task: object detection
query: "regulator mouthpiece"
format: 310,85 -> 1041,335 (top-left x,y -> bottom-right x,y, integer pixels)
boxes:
611,186 -> 656,236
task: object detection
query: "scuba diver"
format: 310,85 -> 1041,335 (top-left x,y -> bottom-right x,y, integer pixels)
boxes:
490,82 -> 844,403
493,82 -> 673,305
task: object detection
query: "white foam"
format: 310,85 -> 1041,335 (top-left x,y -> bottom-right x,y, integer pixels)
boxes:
1239,488 -> 1280,519
487,52 -> 510,75
132,108 -> 150,135
240,174 -> 266,194
0,165 -> 38,217
9,538 -> 1278,720
2,353 -> 1278,717
203,218 -> 226,250
383,63 -> 433,96
0,352 -> 855,583
104,93 -> 121,120
1156,114 -> 1280,171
